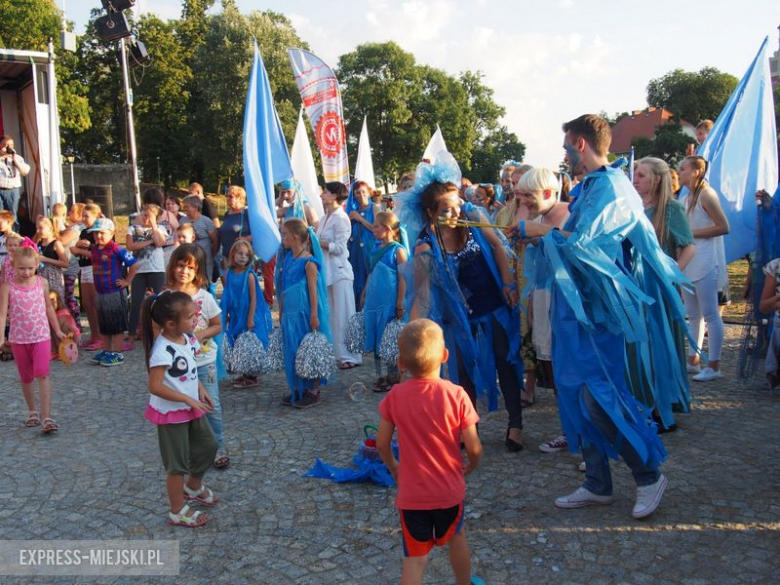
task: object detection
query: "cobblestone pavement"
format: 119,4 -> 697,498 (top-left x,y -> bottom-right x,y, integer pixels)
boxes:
1,324 -> 778,584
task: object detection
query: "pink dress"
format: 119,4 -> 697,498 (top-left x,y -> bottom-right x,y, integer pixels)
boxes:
8,276 -> 50,344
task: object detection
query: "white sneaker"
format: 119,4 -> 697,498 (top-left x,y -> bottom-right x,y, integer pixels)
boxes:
692,367 -> 723,382
539,435 -> 568,453
632,474 -> 668,519
555,486 -> 613,509
686,363 -> 701,374
578,461 -> 587,472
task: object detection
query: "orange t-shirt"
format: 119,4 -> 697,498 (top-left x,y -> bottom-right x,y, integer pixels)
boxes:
379,377 -> 479,510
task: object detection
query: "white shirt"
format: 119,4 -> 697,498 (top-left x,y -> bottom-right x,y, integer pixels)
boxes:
0,154 -> 30,190
190,288 -> 221,365
148,334 -> 200,415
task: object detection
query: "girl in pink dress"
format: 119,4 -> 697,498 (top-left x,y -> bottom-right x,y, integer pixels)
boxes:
0,246 -> 64,432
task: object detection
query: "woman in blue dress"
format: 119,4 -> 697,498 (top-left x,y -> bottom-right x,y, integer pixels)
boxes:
347,180 -> 381,306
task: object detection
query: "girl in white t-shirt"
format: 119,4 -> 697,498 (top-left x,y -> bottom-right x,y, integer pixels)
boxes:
165,244 -> 228,469
141,290 -> 218,527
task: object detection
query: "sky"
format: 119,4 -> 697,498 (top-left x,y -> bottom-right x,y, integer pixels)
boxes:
62,0 -> 780,172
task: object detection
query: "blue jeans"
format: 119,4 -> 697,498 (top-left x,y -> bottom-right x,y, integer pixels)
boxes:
581,387 -> 660,495
198,362 -> 224,451
0,187 -> 20,225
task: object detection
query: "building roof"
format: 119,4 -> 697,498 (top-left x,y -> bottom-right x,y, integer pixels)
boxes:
610,107 -> 692,154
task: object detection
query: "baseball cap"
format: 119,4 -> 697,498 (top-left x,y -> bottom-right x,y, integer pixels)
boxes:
87,218 -> 115,232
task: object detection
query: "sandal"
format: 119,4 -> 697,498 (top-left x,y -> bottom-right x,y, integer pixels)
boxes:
25,411 -> 41,427
0,351 -> 14,361
233,377 -> 260,389
41,418 -> 59,433
338,362 -> 360,370
183,484 -> 219,507
167,503 -> 209,528
214,452 -> 230,469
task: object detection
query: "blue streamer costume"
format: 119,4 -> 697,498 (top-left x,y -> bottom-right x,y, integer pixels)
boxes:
363,242 -> 406,354
278,228 -> 332,402
397,153 -> 523,413
345,186 -> 377,306
221,267 -> 273,348
531,165 -> 690,470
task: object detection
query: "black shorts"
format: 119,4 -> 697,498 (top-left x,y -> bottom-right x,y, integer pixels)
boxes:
400,502 -> 464,557
96,289 -> 129,336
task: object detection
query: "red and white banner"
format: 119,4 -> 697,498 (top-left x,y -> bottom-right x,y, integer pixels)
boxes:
288,48 -> 350,185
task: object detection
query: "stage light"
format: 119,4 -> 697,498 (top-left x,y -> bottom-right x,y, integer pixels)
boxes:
101,0 -> 136,12
95,12 -> 132,42
128,40 -> 150,68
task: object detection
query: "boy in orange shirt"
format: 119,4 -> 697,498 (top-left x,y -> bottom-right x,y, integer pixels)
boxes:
377,319 -> 483,585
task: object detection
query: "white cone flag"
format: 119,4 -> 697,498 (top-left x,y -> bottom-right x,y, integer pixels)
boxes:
422,124 -> 448,162
291,110 -> 324,218
354,116 -> 376,189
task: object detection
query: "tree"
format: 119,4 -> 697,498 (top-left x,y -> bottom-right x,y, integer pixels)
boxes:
647,67 -> 738,123
631,122 -> 694,166
468,127 -> 526,184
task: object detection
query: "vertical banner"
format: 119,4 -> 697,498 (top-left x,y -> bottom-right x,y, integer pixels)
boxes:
288,48 -> 350,185
699,36 -> 778,263
291,109 -> 324,218
244,41 -> 294,262
422,124 -> 448,162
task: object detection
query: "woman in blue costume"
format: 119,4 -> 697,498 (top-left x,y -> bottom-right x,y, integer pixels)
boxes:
521,114 -> 690,518
277,218 -> 331,409
347,180 -> 381,306
221,239 -> 273,388
361,210 -> 408,392
396,153 -> 526,452
631,157 -> 696,431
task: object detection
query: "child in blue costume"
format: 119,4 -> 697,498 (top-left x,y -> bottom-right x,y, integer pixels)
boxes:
347,180 -> 381,307
277,218 -> 331,409
522,114 -> 690,519
221,239 -> 273,389
396,153 -> 526,453
361,210 -> 408,392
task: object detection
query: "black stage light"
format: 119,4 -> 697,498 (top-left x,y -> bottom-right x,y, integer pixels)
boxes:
128,40 -> 150,67
95,12 -> 132,42
101,0 -> 136,12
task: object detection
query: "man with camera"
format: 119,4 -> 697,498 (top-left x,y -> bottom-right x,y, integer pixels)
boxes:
0,135 -> 30,227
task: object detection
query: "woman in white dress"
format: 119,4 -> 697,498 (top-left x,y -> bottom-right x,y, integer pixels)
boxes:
316,182 -> 362,369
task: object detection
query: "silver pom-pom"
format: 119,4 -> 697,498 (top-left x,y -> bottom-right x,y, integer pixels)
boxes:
295,332 -> 336,380
222,334 -> 234,374
344,311 -> 365,354
231,331 -> 267,376
265,328 -> 284,372
379,319 -> 405,364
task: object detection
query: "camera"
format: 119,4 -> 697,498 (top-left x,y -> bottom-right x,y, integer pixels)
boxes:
4,146 -> 14,155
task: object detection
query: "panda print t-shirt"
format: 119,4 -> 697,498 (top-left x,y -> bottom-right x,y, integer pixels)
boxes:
144,333 -> 204,425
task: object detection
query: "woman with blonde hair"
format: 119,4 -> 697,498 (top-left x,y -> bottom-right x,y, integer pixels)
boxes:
678,155 -> 729,382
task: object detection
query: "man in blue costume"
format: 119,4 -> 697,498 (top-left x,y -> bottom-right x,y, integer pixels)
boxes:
522,114 -> 685,519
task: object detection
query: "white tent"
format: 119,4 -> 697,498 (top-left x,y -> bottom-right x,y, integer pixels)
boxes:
0,47 -> 64,219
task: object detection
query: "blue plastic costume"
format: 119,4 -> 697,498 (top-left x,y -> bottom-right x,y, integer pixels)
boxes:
221,267 -> 273,348
363,241 -> 406,354
345,185 -> 377,306
529,165 -> 690,466
280,179 -> 308,222
396,153 -> 523,412
277,228 -> 332,402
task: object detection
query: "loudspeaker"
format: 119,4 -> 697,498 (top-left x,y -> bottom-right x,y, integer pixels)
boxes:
128,40 -> 150,68
95,12 -> 132,42
101,0 -> 136,12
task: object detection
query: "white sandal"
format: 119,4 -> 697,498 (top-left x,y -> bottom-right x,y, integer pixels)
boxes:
167,503 -> 208,527
183,484 -> 219,507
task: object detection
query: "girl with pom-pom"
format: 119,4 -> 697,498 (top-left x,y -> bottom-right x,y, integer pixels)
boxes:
221,239 -> 272,389
360,211 -> 408,392
278,218 -> 331,408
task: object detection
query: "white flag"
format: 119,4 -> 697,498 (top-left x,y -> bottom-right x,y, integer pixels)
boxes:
354,116 -> 376,190
422,124 -> 448,162
291,110 -> 324,219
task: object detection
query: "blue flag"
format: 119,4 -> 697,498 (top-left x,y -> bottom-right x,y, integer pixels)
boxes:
698,37 -> 778,263
243,41 -> 293,262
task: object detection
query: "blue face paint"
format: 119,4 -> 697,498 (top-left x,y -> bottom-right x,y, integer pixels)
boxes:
564,143 -> 580,175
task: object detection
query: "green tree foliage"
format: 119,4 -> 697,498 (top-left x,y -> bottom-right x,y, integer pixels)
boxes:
339,43 -> 524,186
646,67 -> 738,123
631,123 -> 695,166
0,0 -> 90,138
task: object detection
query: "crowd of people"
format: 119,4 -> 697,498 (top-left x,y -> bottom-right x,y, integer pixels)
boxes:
1,113 -> 774,583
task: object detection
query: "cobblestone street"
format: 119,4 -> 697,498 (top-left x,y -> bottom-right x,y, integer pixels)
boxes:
1,324 -> 778,584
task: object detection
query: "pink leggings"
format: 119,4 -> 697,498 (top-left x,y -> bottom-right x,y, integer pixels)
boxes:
11,340 -> 52,383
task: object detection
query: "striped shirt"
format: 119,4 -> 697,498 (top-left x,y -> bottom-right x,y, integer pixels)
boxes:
91,241 -> 137,294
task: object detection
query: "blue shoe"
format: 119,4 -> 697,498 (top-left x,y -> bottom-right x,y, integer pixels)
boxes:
89,350 -> 107,364
100,352 -> 125,367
